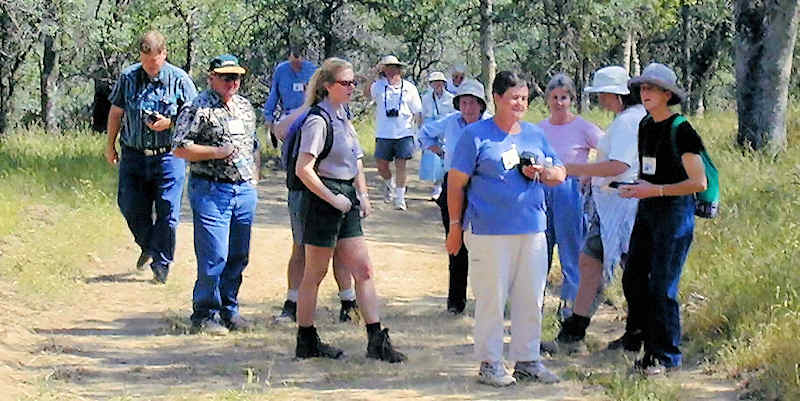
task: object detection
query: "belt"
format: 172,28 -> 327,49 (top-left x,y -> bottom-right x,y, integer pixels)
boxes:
191,172 -> 244,184
123,145 -> 171,156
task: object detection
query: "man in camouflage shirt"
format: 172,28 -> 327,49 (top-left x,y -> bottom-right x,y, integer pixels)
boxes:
174,54 -> 259,335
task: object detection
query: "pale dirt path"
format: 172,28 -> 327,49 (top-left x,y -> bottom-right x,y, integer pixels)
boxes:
2,163 -> 740,401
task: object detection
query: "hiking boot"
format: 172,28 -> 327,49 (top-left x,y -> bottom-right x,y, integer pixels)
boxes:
447,306 -> 464,315
224,314 -> 252,332
151,265 -> 169,284
607,330 -> 643,352
276,300 -> 297,323
367,328 -> 407,363
381,180 -> 395,203
513,360 -> 561,384
478,361 -> 516,387
540,341 -> 559,355
339,299 -> 359,323
135,250 -> 151,271
296,327 -> 343,359
556,314 -> 590,343
190,318 -> 229,336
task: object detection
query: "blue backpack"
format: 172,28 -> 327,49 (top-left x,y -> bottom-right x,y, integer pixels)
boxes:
282,105 -> 334,191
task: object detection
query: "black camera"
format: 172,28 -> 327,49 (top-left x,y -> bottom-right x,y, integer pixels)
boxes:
517,151 -> 536,179
385,108 -> 399,118
143,110 -> 160,124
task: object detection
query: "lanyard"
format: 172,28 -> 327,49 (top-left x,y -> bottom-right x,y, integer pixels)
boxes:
384,80 -> 404,111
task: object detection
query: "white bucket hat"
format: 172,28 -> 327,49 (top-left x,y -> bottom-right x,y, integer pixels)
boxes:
453,80 -> 487,112
379,55 -> 406,67
584,66 -> 630,95
628,62 -> 686,105
428,71 -> 446,82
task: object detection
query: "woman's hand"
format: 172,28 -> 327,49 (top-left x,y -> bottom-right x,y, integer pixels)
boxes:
428,145 -> 444,157
331,193 -> 353,213
357,192 -> 372,218
619,180 -> 660,199
540,165 -> 567,187
521,164 -> 544,180
446,226 -> 463,255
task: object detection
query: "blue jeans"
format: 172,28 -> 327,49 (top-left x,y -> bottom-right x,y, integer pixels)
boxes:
117,149 -> 185,272
544,176 -> 586,303
622,195 -> 695,368
188,177 -> 257,323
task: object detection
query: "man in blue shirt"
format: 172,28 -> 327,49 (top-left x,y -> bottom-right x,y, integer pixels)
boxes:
263,45 -> 317,142
105,30 -> 198,284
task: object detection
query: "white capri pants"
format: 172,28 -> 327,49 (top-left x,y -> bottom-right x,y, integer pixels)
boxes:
465,230 -> 548,363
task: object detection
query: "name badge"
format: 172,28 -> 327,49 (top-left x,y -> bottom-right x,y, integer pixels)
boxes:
293,82 -> 305,92
501,146 -> 520,170
228,119 -> 246,135
642,156 -> 657,175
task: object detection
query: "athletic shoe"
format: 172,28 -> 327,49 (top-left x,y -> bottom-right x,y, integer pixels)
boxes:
339,299 -> 358,323
151,265 -> 168,284
366,328 -> 407,363
381,180 -> 395,203
135,250 -> 151,271
296,327 -> 343,359
513,360 -> 561,383
478,361 -> 516,387
393,196 -> 407,211
607,329 -> 643,352
224,314 -> 252,332
190,318 -> 229,336
276,300 -> 297,322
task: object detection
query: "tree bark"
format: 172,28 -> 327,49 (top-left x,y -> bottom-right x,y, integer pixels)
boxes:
681,2 -> 692,114
479,0 -> 496,111
40,28 -> 59,133
622,31 -> 632,74
631,34 -> 640,76
734,0 -> 800,153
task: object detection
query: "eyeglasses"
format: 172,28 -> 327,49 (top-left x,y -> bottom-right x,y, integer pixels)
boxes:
336,80 -> 358,87
217,73 -> 242,82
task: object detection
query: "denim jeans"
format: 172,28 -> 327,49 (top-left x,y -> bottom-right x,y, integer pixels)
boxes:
188,177 -> 257,323
622,195 -> 695,368
544,176 -> 586,303
117,149 -> 186,272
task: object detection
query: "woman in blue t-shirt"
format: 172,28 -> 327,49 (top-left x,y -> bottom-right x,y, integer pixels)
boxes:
447,71 -> 566,387
619,63 -> 707,375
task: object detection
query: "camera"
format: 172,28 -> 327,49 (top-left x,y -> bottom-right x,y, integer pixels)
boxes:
385,108 -> 399,118
143,110 -> 160,124
518,151 -> 536,179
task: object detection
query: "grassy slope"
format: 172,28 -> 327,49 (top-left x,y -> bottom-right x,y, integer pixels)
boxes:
1,106 -> 798,399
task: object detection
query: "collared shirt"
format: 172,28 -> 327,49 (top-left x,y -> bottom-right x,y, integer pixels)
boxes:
174,90 -> 259,183
419,111 -> 491,171
299,99 -> 364,180
370,77 -> 423,139
421,89 -> 456,122
262,60 -> 317,122
451,119 -> 563,235
109,62 -> 198,150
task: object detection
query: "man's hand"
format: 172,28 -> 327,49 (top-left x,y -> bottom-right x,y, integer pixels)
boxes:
145,114 -> 171,132
104,144 -> 119,166
216,143 -> 235,160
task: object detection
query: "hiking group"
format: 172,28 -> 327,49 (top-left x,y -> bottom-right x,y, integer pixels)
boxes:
105,29 -> 716,387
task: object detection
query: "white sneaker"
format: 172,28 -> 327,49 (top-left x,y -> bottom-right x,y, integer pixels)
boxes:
512,360 -> 561,383
430,185 -> 442,200
478,361 -> 516,387
381,179 -> 395,203
393,196 -> 407,211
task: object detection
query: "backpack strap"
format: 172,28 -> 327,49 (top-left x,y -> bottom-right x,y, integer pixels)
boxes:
308,105 -> 334,163
668,114 -> 688,161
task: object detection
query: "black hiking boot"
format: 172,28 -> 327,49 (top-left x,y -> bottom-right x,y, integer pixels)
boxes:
556,314 -> 590,343
339,299 -> 359,323
296,326 -> 343,359
367,328 -> 407,363
276,300 -> 297,322
135,250 -> 151,271
151,265 -> 169,284
607,329 -> 643,352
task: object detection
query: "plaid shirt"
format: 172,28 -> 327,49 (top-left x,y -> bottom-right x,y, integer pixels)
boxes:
174,89 -> 258,183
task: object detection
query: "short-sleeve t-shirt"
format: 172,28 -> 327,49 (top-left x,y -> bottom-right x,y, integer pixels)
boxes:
299,99 -> 364,180
536,116 -> 603,165
638,113 -> 705,185
370,78 -> 423,139
593,104 -> 647,189
451,118 -> 563,235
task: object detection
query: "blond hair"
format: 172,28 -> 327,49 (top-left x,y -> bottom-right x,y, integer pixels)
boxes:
139,30 -> 166,54
303,57 -> 353,108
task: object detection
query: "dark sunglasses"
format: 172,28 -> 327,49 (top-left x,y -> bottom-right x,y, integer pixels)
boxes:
336,80 -> 358,87
217,73 -> 242,82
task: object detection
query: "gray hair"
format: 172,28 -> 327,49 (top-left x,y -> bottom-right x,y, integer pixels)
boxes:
545,73 -> 576,100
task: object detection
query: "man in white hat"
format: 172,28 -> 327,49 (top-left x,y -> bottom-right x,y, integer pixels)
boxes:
419,80 -> 491,314
368,55 -> 423,211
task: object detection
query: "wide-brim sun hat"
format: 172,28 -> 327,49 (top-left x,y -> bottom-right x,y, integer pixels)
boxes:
379,55 -> 406,67
584,66 -> 630,95
428,71 -> 446,82
453,80 -> 487,111
628,62 -> 685,106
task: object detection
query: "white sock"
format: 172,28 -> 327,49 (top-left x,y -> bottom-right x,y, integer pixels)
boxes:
339,288 -> 356,301
287,289 -> 298,302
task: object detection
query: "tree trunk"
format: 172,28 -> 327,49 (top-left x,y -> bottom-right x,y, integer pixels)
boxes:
631,34 -> 640,76
479,0 -> 496,111
681,2 -> 692,114
622,31 -> 632,73
40,29 -> 59,133
734,0 -> 800,153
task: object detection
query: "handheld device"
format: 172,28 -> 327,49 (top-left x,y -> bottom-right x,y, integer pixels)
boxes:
609,181 -> 638,188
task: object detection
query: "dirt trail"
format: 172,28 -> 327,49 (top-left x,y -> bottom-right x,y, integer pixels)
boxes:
1,163 -> 740,400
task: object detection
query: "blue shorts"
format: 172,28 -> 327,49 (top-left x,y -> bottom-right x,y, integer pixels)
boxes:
375,136 -> 415,161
